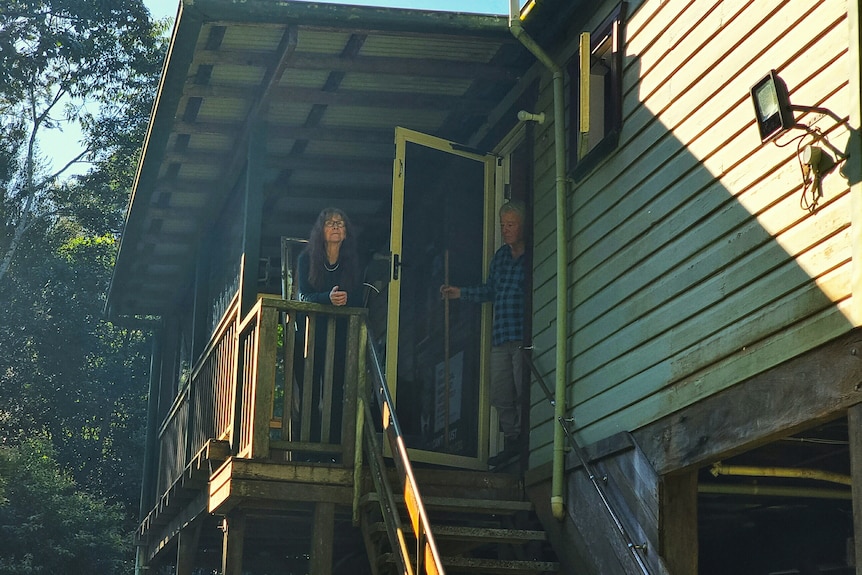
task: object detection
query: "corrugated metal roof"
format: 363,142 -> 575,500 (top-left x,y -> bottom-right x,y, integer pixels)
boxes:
108,0 -> 534,316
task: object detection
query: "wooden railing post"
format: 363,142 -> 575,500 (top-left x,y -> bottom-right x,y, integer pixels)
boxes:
249,304 -> 279,459
341,314 -> 361,464
229,302 -> 245,456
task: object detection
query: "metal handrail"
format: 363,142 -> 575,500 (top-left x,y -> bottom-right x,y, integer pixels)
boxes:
358,398 -> 415,575
362,325 -> 445,575
522,346 -> 653,575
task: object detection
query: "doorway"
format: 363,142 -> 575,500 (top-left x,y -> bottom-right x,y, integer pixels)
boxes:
385,127 -> 496,469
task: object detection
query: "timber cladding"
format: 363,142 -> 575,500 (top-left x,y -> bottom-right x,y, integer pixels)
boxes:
527,0 -> 857,463
633,328 -> 862,476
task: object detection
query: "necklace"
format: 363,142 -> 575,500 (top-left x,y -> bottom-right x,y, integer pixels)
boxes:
324,260 -> 339,272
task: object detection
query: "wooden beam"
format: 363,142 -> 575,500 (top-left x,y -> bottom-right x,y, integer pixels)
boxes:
175,517 -> 203,575
848,405 -> 862,575
250,305 -> 278,458
266,184 -> 386,202
221,512 -> 246,575
310,502 -> 335,575
163,150 -> 392,174
175,120 -> 393,145
256,25 -> 299,115
634,329 -> 862,475
194,50 -> 520,82
185,84 -> 497,114
142,490 -> 209,564
659,472 -> 698,575
848,0 -> 862,323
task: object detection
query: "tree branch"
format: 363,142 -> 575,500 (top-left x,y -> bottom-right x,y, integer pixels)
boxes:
49,146 -> 93,181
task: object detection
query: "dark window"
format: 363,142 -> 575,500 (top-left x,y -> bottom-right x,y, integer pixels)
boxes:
568,3 -> 627,180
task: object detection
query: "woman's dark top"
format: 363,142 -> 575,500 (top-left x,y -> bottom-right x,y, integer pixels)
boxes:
296,251 -> 361,307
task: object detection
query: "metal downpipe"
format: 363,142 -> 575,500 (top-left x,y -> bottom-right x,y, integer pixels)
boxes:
710,462 -> 853,486
509,0 -> 569,521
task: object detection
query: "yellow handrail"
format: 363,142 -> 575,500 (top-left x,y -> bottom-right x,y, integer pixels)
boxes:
364,324 -> 445,575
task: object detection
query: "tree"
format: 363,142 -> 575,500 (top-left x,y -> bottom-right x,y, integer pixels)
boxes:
0,0 -> 166,520
0,437 -> 130,574
0,0 -> 164,280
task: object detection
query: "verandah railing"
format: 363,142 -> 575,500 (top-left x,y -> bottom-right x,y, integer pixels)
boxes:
235,297 -> 364,462
157,293 -> 239,496
151,294 -> 445,573
155,295 -> 366,496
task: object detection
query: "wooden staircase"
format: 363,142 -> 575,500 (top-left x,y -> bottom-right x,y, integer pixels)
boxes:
359,329 -> 558,575
359,468 -> 560,575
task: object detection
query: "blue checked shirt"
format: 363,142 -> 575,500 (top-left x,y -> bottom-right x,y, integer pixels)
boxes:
459,244 -> 525,346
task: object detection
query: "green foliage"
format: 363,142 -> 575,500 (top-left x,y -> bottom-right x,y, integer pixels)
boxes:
0,219 -> 152,513
0,2 -> 167,567
0,0 -> 166,280
0,438 -> 130,574
0,0 -> 159,105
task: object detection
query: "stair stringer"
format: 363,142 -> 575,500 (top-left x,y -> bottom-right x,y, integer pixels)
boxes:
526,432 -> 674,575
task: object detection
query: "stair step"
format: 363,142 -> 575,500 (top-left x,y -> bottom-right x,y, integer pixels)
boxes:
423,496 -> 534,515
362,492 -> 533,515
442,556 -> 559,574
381,553 -> 559,574
434,525 -> 548,544
370,522 -> 547,545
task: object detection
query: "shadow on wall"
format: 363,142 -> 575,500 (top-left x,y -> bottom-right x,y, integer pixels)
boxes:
529,40 -> 858,573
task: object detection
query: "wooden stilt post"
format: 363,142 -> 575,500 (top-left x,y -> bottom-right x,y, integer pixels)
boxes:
176,518 -> 203,575
848,404 -> 862,574
221,513 -> 246,575
660,471 -> 699,575
311,502 -> 335,575
444,249 -> 450,450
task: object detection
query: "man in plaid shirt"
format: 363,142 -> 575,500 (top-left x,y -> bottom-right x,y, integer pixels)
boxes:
440,201 -> 527,467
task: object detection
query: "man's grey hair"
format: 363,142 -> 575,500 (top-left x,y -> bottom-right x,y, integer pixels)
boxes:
499,200 -> 526,221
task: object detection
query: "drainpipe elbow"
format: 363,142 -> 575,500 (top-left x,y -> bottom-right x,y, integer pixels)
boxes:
509,16 -> 525,39
551,495 -> 565,520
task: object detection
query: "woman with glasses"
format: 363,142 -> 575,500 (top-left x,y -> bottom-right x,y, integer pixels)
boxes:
296,208 -> 361,451
297,207 -> 360,306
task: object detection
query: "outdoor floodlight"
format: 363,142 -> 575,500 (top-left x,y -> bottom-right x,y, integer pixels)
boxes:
751,70 -> 794,143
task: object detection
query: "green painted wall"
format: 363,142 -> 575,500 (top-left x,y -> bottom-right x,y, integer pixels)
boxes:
526,0 -> 856,466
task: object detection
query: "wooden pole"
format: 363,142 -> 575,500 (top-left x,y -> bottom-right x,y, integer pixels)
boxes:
221,512 -> 246,575
311,502 -> 335,575
848,404 -> 862,575
444,249 -> 450,450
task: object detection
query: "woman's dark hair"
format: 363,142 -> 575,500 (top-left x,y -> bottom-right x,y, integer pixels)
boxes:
305,207 -> 359,289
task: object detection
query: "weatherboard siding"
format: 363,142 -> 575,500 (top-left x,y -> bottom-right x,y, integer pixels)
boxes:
528,0 -> 853,466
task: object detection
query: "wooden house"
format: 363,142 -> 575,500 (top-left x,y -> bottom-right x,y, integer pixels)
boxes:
109,0 -> 862,573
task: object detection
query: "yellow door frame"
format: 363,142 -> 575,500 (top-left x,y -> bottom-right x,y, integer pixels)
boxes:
386,126 -> 496,469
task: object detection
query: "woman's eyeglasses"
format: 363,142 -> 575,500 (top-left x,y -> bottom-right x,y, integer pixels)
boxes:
324,220 -> 345,229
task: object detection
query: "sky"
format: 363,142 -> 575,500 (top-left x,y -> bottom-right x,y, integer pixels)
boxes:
42,0 -> 519,178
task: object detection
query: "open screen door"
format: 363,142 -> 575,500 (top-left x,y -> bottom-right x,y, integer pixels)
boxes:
385,127 -> 495,469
